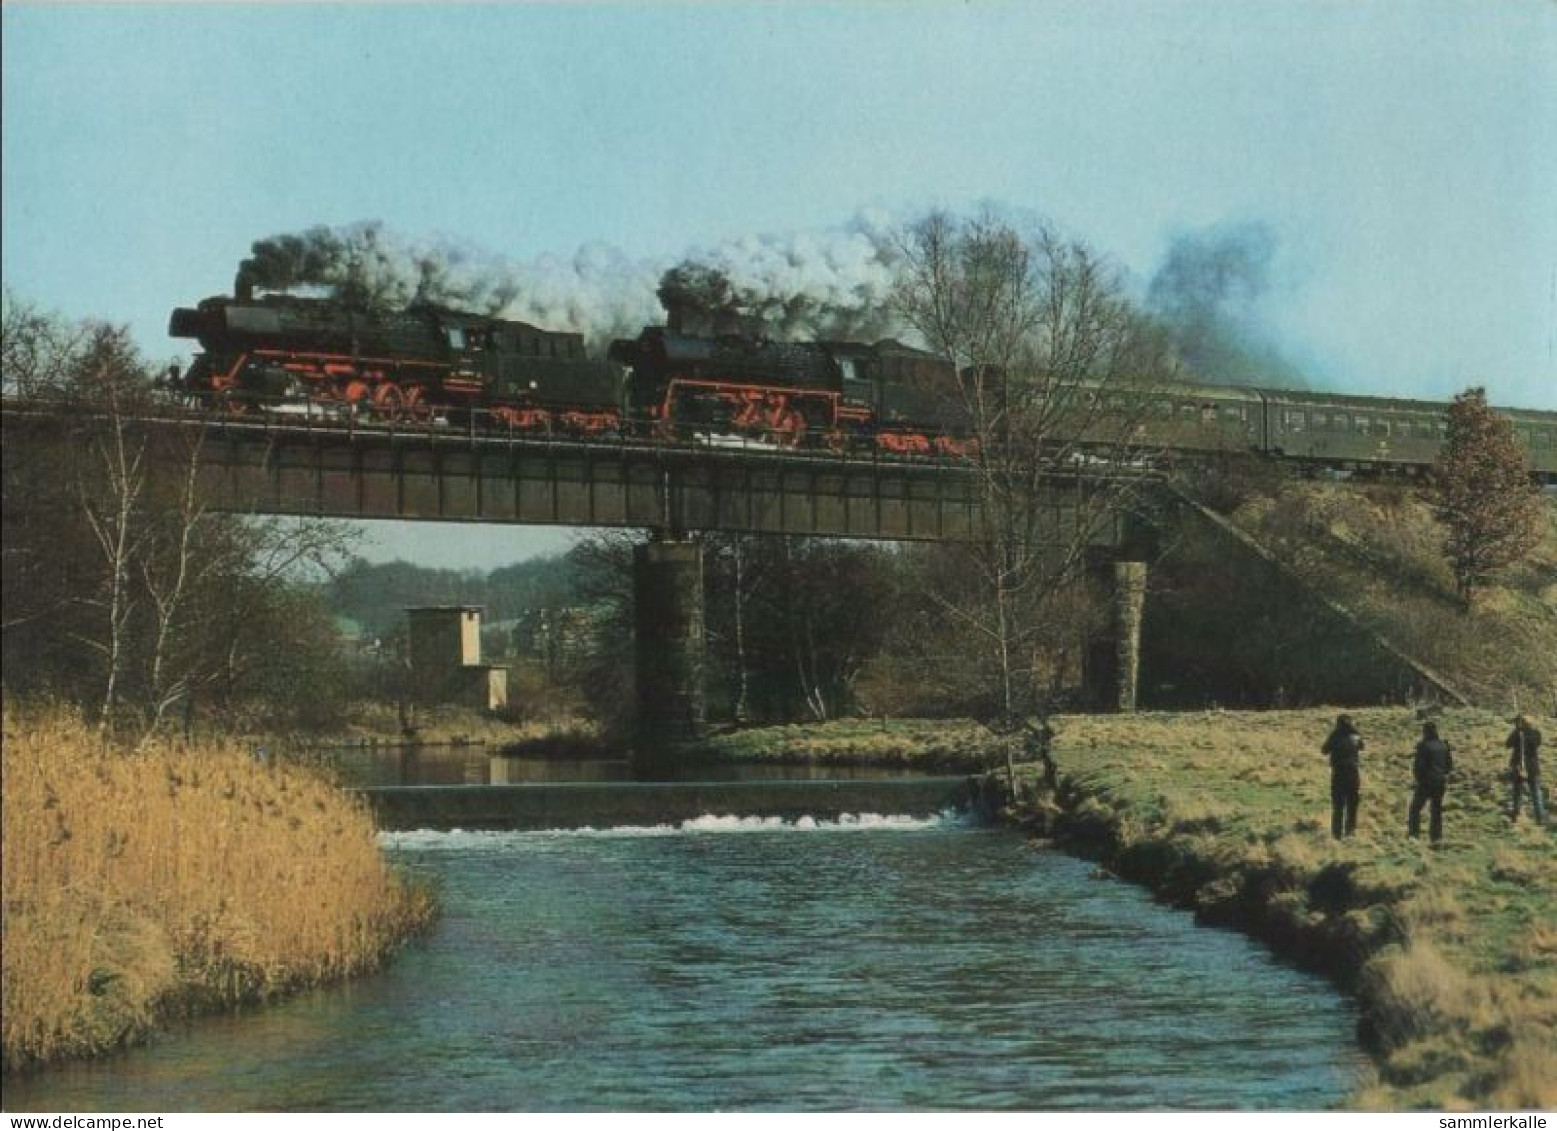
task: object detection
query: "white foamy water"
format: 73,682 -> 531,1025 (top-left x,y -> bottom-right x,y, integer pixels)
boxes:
380,809 -> 965,851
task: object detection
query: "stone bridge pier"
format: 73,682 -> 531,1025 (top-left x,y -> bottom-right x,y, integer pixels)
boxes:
632,536 -> 707,772
1085,558 -> 1149,712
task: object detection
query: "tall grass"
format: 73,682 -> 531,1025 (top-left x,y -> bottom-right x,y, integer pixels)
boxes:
1,704 -> 434,1072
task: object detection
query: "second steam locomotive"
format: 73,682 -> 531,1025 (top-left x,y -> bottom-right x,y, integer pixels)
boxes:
169,291 -> 1557,480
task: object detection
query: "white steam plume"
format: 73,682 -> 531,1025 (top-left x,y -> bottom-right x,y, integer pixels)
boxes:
232,210 -> 907,347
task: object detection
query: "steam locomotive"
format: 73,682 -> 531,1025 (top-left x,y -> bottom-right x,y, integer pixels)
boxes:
168,292 -> 1557,479
168,293 -> 622,433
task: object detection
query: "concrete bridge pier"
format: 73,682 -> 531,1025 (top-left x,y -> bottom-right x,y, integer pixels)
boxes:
1086,558 -> 1148,712
633,536 -> 707,772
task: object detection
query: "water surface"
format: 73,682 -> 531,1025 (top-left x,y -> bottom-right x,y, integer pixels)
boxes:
322,744 -> 924,787
6,816 -> 1359,1112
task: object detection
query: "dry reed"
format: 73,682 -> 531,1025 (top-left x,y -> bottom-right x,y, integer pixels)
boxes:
1,704 -> 435,1072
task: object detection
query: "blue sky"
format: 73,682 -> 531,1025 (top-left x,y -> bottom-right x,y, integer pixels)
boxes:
5,1 -> 1555,569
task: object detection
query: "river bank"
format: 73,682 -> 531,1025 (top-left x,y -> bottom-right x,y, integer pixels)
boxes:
696,708 -> 1556,1110
0,707 -> 435,1074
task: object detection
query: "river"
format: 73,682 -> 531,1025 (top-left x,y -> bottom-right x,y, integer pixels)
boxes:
5,815 -> 1360,1111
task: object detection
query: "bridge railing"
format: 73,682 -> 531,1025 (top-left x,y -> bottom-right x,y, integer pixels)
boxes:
1,392 -> 991,470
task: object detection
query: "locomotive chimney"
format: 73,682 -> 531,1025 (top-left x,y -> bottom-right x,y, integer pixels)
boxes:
713,309 -> 743,338
664,298 -> 684,334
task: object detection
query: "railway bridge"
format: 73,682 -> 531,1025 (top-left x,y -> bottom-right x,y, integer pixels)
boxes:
3,402 -> 1155,759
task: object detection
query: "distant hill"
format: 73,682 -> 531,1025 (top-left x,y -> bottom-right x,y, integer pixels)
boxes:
321,554 -> 579,641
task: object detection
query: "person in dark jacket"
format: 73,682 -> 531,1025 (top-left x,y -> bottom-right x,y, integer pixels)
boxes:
1505,715 -> 1546,825
1321,714 -> 1364,839
1408,722 -> 1453,844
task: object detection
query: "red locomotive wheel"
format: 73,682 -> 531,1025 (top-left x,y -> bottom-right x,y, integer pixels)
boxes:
373,382 -> 406,422
775,409 -> 807,448
404,385 -> 434,423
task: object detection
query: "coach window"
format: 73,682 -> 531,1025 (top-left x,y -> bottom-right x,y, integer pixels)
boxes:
446,327 -> 466,350
1355,416 -> 1371,436
1285,409 -> 1306,432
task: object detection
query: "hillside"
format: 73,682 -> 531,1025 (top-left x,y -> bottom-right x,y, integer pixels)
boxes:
1139,477 -> 1555,711
1226,482 -> 1555,710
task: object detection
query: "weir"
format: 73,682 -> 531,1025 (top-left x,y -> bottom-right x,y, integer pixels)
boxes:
356,776 -> 977,831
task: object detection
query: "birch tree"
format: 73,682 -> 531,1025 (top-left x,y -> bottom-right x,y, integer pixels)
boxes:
890,210 -> 1175,739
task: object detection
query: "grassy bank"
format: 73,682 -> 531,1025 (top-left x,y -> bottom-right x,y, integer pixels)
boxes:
1,706 -> 436,1073
698,709 -> 1555,1110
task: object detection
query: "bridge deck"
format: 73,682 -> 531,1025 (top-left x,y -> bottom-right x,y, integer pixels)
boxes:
3,403 -> 1130,544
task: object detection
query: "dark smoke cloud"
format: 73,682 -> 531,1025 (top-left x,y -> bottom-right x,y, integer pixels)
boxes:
657,262 -> 742,333
1147,221 -> 1308,388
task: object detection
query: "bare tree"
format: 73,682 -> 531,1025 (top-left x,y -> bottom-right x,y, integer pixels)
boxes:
703,533 -> 765,723
1,290 -> 96,399
4,296 -> 360,736
73,372 -> 148,733
131,425 -> 221,737
890,210 -> 1175,750
1433,387 -> 1544,608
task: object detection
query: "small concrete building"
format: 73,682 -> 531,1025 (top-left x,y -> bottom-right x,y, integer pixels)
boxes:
406,605 -> 509,712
